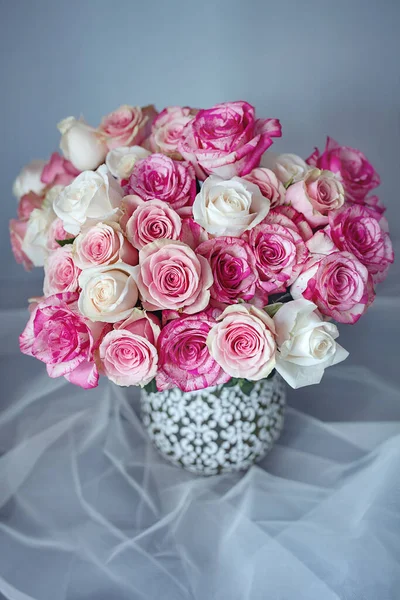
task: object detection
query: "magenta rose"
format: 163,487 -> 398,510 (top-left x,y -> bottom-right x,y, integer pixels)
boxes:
291,251 -> 375,324
246,221 -> 308,294
179,101 -> 282,180
19,292 -> 106,389
286,169 -> 345,226
73,221 -> 138,269
41,152 -> 80,187
149,106 -> 197,159
125,153 -> 196,213
207,304 -> 276,380
156,312 -> 231,392
122,195 -> 182,250
244,167 -> 286,209
307,137 -> 380,202
196,237 -> 261,305
99,104 -> 157,150
9,218 -> 32,271
18,192 -> 44,219
43,245 -> 81,295
134,240 -> 213,313
327,204 -> 394,284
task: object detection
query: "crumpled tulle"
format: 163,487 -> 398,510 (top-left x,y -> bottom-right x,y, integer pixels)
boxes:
0,251 -> 400,600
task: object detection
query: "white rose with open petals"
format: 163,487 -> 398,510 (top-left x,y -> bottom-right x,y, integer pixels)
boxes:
78,263 -> 138,323
13,160 -> 46,199
53,165 -> 123,236
193,175 -> 270,237
105,146 -> 150,181
58,117 -> 107,172
273,298 -> 348,389
261,152 -> 310,185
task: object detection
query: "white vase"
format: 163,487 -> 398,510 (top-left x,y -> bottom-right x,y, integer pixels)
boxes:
141,374 -> 286,475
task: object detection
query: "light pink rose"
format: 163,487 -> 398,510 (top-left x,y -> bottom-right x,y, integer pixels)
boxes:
47,218 -> 72,251
19,292 -> 107,389
99,104 -> 157,150
327,204 -> 394,284
244,167 -> 286,208
43,245 -> 81,295
72,221 -> 138,269
196,237 -> 261,305
99,329 -> 158,387
134,240 -> 213,313
17,192 -> 44,219
125,153 -> 196,213
291,246 -> 375,324
270,205 -> 313,241
246,220 -> 308,294
307,137 -> 380,202
207,304 -> 276,380
156,312 -> 231,392
116,308 -> 161,345
9,218 -> 33,271
286,169 -> 345,227
149,106 -> 197,159
179,101 -> 282,180
41,152 -> 80,187
121,196 -> 182,250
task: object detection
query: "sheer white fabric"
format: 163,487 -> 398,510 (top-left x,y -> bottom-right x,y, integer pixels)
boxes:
0,251 -> 399,600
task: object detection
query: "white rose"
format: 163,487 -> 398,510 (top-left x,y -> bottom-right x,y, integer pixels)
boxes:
78,263 -> 139,323
273,298 -> 348,388
53,165 -> 123,236
58,117 -> 107,171
13,160 -> 46,199
261,152 -> 310,185
105,146 -> 150,180
22,204 -> 54,267
193,175 -> 270,237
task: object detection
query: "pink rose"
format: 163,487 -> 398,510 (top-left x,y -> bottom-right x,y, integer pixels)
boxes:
149,106 -> 197,159
100,104 -> 157,150
43,245 -> 81,295
116,308 -> 161,345
179,101 -> 282,180
196,237 -> 261,305
244,167 -> 286,208
99,329 -> 158,387
125,153 -> 196,213
207,304 -> 276,380
9,218 -> 33,271
18,192 -> 44,219
134,240 -> 213,313
291,250 -> 375,324
121,195 -> 182,250
156,312 -> 231,392
72,221 -> 138,269
19,292 -> 106,389
307,137 -> 380,202
41,152 -> 80,187
47,218 -> 72,251
286,169 -> 345,227
179,217 -> 208,250
271,205 -> 313,241
246,221 -> 308,294
327,204 -> 394,284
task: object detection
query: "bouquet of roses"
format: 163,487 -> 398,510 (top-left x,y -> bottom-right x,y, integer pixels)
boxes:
11,101 -> 394,393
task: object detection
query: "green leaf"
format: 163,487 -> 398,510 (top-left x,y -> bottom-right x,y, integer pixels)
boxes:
264,303 -> 283,318
284,175 -> 295,189
56,238 -> 75,247
224,377 -> 240,388
239,379 -> 255,396
143,379 -> 158,394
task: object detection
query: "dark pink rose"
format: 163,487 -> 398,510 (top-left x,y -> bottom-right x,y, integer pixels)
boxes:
19,292 -> 108,389
179,101 -> 282,180
41,152 -> 80,187
327,204 -> 394,284
291,251 -> 375,324
307,137 -> 380,202
196,237 -> 262,305
156,312 -> 231,392
9,218 -> 33,271
99,104 -> 157,150
18,192 -> 44,219
125,153 -> 196,213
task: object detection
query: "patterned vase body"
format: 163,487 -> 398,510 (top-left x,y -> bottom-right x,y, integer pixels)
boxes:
141,375 -> 286,475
